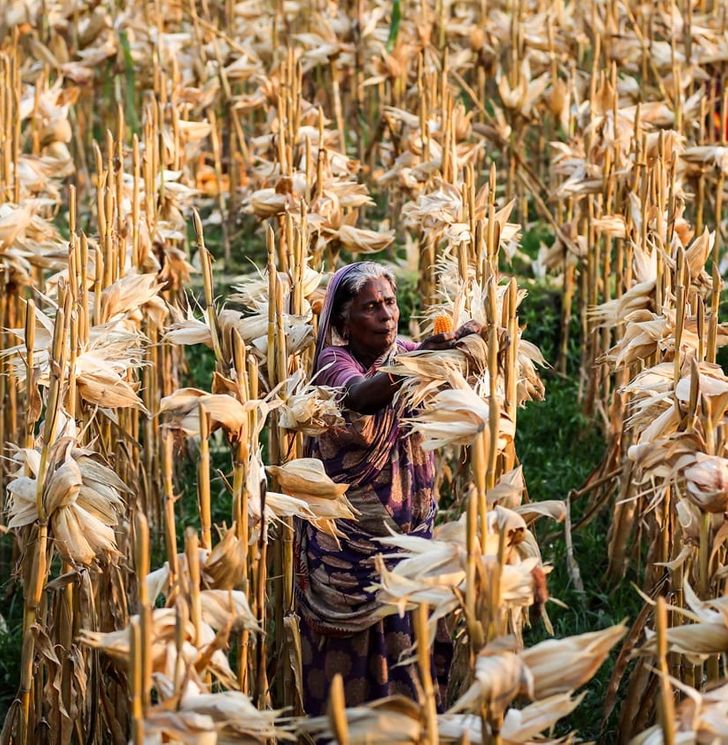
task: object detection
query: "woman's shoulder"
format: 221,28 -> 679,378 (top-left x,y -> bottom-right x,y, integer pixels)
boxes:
318,345 -> 358,366
316,346 -> 364,387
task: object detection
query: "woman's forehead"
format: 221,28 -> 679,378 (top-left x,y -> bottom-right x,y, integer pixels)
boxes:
356,277 -> 395,300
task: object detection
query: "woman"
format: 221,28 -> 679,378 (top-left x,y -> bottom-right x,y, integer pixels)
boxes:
295,261 -> 477,715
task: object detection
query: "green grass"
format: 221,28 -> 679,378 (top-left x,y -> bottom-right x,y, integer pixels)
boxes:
718,290 -> 728,373
0,590 -> 22,721
518,372 -> 643,742
517,279 -> 643,742
153,343 -> 233,566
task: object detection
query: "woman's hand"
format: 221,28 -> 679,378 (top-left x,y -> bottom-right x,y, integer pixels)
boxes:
454,320 -> 482,340
419,320 -> 483,351
419,331 -> 456,351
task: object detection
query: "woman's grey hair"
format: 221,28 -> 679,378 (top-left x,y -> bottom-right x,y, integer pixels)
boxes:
333,262 -> 397,329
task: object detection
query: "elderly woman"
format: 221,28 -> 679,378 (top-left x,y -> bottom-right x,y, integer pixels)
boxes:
295,261 -> 477,715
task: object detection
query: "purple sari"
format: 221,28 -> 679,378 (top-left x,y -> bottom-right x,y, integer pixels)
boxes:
294,264 -> 449,715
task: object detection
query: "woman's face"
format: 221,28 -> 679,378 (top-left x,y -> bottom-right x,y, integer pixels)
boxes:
343,277 -> 399,359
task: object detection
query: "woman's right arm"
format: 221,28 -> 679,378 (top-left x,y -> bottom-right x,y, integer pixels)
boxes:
344,330 -> 459,414
342,372 -> 401,415
316,348 -> 397,415
327,325 -> 480,415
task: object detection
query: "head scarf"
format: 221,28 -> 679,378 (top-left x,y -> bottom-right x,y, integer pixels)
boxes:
312,262 -> 365,373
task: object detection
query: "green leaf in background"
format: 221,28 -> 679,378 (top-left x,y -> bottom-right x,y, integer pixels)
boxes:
386,0 -> 401,53
119,30 -> 140,135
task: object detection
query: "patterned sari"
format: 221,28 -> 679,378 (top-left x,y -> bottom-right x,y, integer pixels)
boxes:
294,264 -> 450,716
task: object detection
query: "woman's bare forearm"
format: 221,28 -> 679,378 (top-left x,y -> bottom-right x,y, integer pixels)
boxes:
344,373 -> 401,414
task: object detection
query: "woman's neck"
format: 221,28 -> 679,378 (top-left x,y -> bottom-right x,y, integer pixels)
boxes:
348,340 -> 392,370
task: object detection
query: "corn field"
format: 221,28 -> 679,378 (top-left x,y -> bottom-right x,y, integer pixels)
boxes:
0,0 -> 727,742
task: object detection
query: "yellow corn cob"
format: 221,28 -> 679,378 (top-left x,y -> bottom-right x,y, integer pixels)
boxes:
433,314 -> 454,335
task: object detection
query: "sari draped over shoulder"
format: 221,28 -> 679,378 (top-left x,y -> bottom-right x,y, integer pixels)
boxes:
294,339 -> 437,637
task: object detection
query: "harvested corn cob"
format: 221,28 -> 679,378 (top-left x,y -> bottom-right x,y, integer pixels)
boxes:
433,314 -> 454,335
